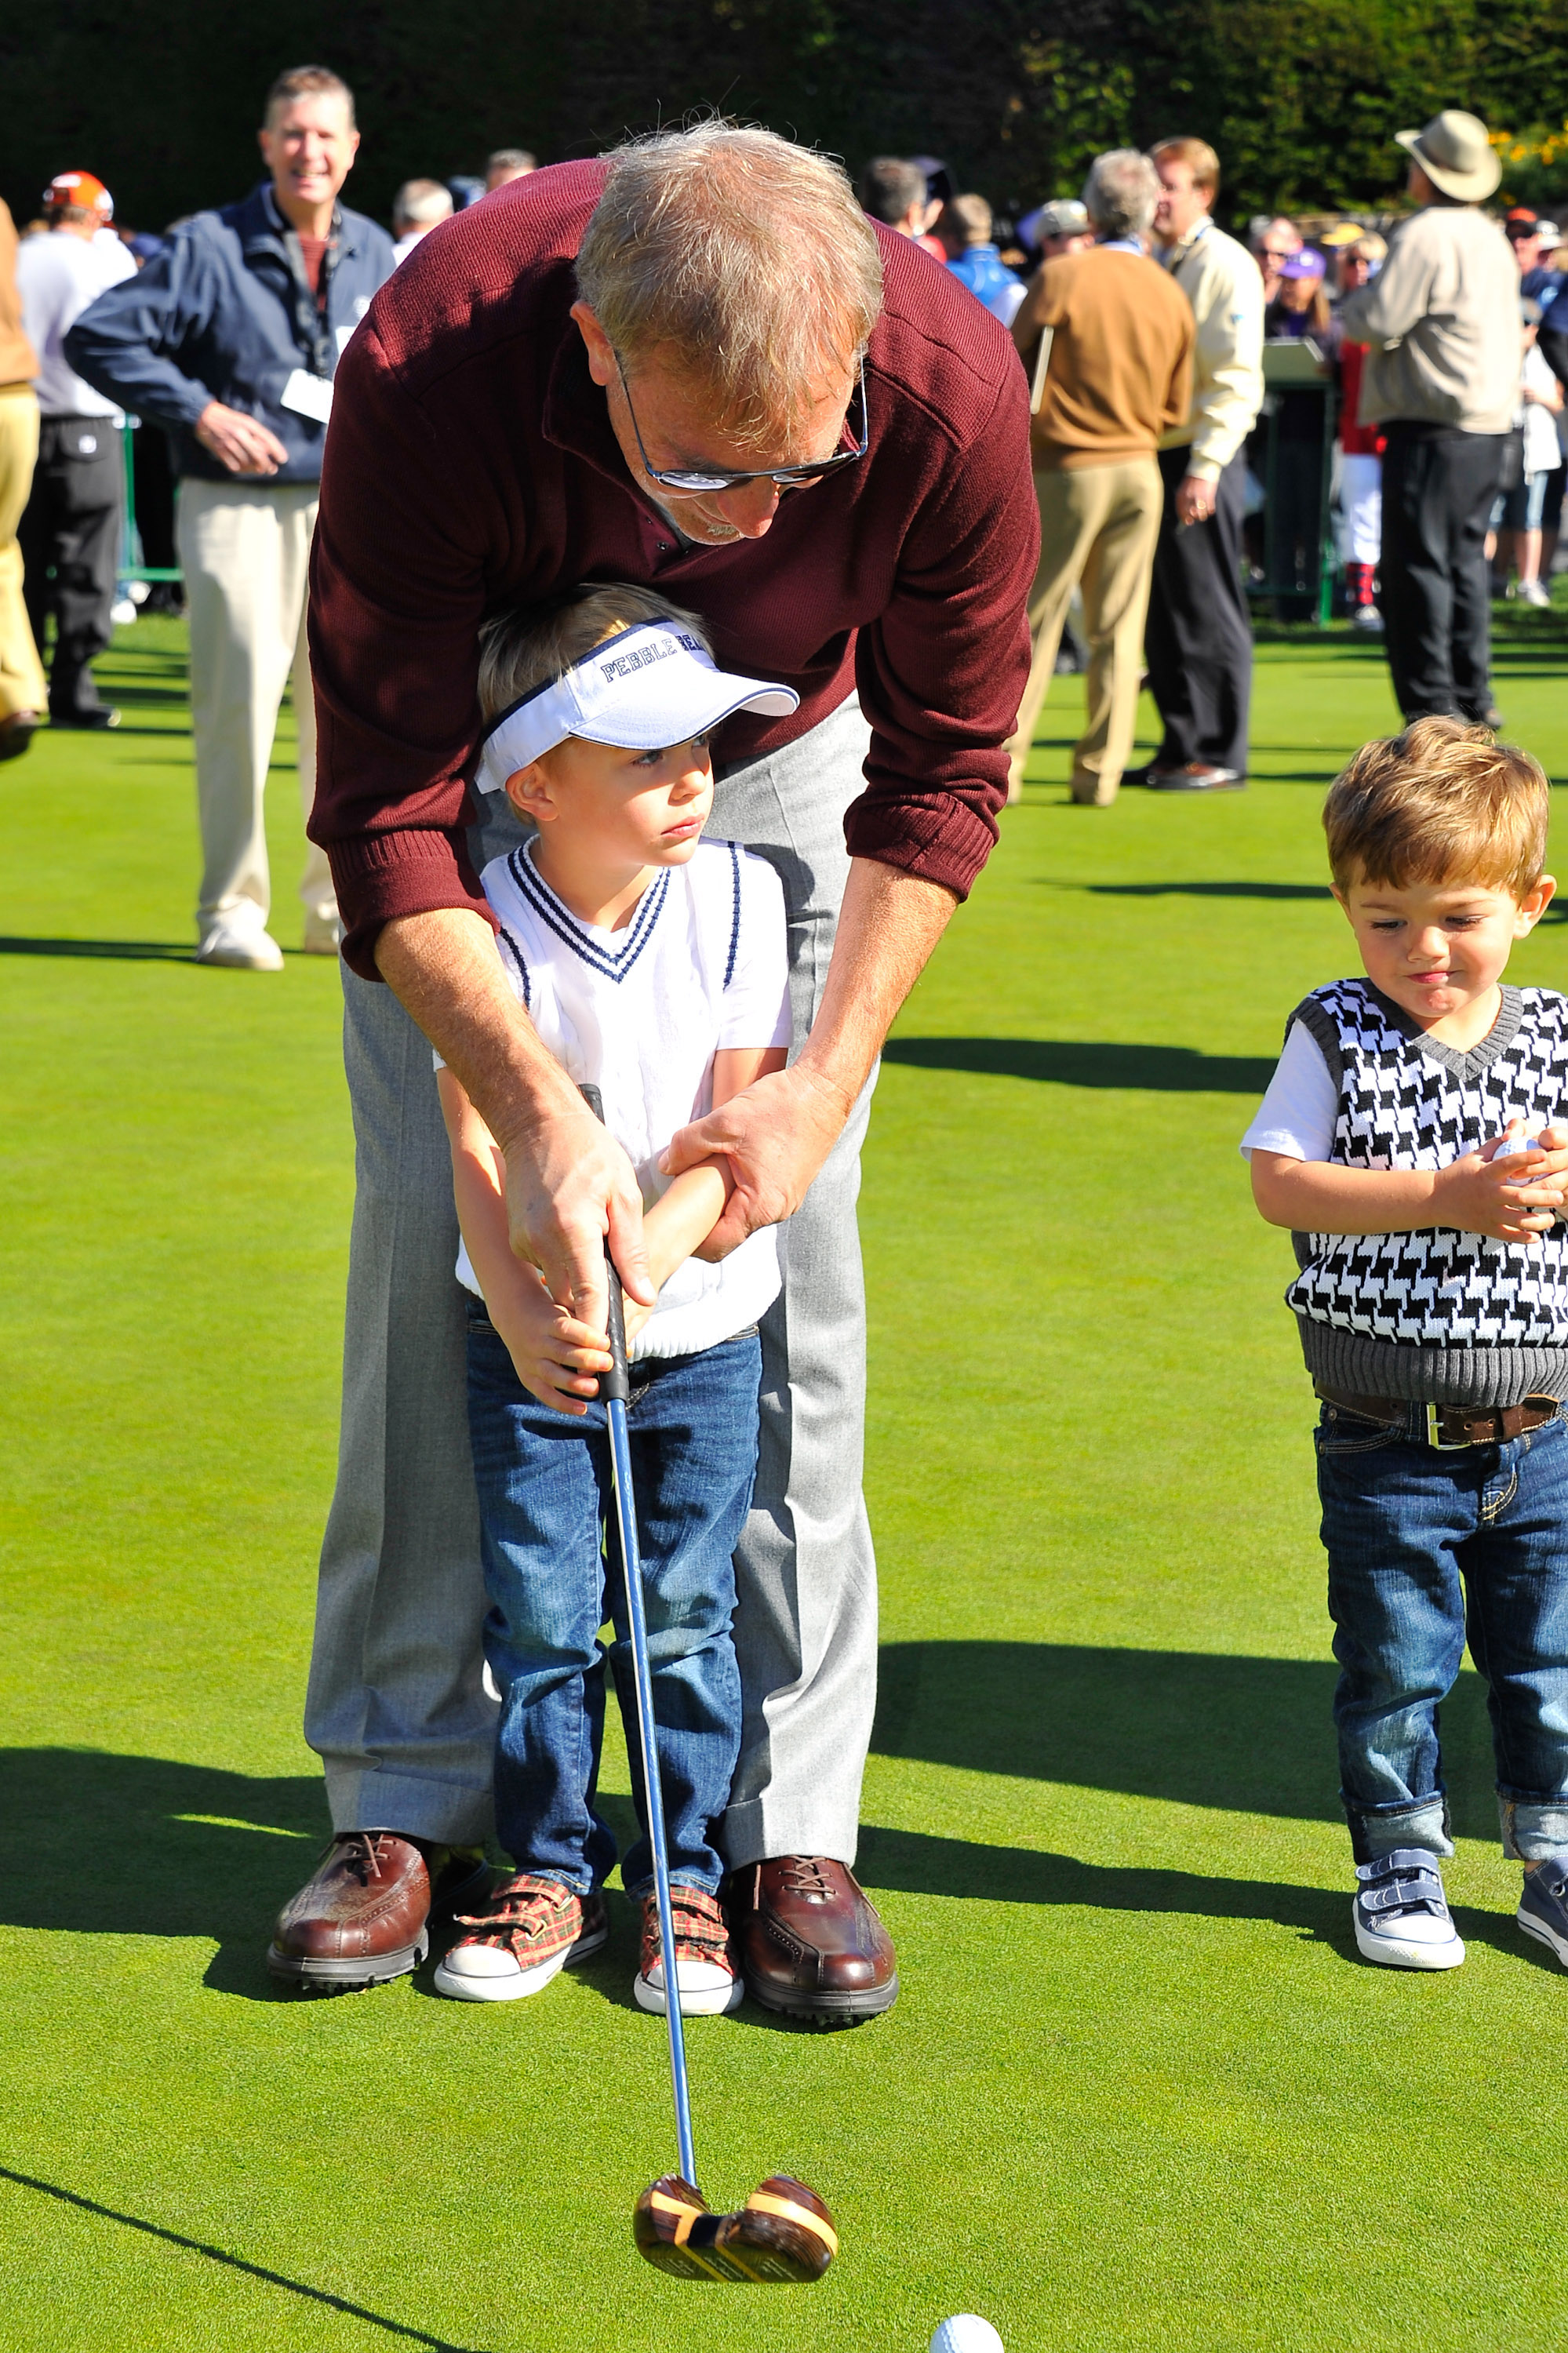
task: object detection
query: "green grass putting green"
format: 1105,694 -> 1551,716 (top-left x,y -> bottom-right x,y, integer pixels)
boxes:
3,609 -> 1568,2352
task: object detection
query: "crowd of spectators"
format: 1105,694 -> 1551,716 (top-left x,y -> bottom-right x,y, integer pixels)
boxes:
0,88 -> 1563,820
860,111 -> 1564,788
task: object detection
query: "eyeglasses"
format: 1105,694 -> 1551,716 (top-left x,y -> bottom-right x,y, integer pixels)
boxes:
613,355 -> 869,496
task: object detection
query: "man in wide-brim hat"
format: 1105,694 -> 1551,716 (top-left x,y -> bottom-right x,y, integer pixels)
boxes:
1340,111 -> 1519,724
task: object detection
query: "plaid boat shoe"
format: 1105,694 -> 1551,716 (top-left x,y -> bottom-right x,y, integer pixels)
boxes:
635,1885 -> 744,2017
1352,1849 -> 1465,1970
433,1872 -> 609,2003
1518,1861 -> 1568,1967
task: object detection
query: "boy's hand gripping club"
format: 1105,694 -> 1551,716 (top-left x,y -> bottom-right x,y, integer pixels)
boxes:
577,1085 -> 837,2286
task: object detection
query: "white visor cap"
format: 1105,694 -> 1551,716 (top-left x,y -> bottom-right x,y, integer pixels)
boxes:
476,620 -> 799,797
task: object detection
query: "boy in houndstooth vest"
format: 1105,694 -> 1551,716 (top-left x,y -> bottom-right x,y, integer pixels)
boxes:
1243,715 -> 1568,1971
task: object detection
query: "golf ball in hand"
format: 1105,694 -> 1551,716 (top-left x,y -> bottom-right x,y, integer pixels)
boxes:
930,2319 -> 1004,2353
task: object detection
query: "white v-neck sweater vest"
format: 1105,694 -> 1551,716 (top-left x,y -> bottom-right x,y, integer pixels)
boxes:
448,838 -> 792,1361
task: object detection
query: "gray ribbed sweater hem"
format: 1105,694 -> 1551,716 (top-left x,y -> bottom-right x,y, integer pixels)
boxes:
1296,1318 -> 1568,1406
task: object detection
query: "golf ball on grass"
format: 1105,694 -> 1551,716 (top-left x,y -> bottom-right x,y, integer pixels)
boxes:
930,2319 -> 1004,2353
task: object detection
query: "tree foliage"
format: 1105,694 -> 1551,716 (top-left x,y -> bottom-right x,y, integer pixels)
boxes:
2,0 -> 1566,235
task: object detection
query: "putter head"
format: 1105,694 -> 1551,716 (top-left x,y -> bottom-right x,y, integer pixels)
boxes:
633,2173 -> 838,2284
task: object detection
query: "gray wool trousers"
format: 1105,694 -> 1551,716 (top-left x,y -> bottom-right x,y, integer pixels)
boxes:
304,696 -> 879,1868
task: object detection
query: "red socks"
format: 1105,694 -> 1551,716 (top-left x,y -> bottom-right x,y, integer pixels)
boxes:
1344,562 -> 1376,609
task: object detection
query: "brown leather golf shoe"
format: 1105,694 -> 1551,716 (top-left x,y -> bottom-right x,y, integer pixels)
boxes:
732,1857 -> 899,2026
267,1831 -> 489,1991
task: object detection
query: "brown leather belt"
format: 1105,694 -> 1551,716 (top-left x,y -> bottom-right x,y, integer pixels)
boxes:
1316,1385 -> 1563,1449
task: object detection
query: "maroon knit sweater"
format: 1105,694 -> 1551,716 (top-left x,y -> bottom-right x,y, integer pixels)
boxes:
307,162 -> 1037,980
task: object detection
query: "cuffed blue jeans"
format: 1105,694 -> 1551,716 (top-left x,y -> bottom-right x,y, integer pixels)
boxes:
466,1298 -> 759,1897
1315,1401 -> 1568,1866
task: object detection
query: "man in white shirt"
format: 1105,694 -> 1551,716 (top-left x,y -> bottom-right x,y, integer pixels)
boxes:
391,179 -> 453,263
16,171 -> 135,729
1127,136 -> 1264,794
485,149 -> 536,193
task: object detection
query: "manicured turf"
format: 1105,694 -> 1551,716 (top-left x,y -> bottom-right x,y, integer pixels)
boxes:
3,609 -> 1568,2351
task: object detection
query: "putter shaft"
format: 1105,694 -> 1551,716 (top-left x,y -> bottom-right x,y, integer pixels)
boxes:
604,1385 -> 698,2189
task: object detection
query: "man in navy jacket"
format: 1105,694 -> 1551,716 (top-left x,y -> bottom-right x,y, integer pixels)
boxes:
68,62 -> 394,965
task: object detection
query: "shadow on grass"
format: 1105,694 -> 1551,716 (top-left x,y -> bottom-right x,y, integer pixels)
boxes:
1084,880 -> 1332,902
872,1641 -> 1503,1846
0,1751 -> 328,1998
853,1827 -> 1530,1966
0,1636 -> 1508,1985
0,936 -> 195,962
882,1036 -> 1277,1092
0,2167 -> 495,2348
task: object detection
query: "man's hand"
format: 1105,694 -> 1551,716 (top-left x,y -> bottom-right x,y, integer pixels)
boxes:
194,400 -> 289,476
498,1088 -> 655,1337
664,860 -> 956,1257
376,906 -> 657,1337
661,1060 -> 852,1260
1175,472 -> 1215,526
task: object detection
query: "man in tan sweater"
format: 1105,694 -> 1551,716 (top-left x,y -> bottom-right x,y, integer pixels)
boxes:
1008,150 -> 1192,802
0,198 -> 46,762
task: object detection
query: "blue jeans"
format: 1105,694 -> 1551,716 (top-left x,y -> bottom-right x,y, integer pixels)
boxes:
465,1298 -> 759,1897
1315,1402 -> 1568,1865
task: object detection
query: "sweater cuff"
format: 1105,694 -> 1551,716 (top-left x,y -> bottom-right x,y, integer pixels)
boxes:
328,828 -> 498,982
842,790 -> 999,901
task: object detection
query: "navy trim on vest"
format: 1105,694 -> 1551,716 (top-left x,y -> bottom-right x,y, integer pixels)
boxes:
506,844 -> 669,984
496,922 -> 530,1009
724,842 -> 742,990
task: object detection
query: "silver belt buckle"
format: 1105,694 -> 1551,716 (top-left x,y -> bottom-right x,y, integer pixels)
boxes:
1426,1402 -> 1474,1450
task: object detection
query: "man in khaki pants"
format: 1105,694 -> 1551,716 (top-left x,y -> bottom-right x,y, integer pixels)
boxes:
66,64 -> 393,966
1007,151 -> 1192,804
0,198 -> 46,762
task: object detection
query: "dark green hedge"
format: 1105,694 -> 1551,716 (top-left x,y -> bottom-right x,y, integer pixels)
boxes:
3,0 -> 1566,236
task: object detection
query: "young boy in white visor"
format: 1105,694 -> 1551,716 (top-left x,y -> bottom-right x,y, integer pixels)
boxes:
431,584 -> 795,2015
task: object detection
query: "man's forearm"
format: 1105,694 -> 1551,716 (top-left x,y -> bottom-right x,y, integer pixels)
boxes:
375,907 -> 580,1158
795,858 -> 958,1114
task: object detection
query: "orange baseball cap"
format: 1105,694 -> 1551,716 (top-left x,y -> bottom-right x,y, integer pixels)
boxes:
43,172 -> 114,220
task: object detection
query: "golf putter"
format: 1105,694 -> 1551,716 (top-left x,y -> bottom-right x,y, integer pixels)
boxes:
577,1086 -> 838,2286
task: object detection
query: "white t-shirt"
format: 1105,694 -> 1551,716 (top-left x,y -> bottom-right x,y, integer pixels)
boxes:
444,838 -> 793,1361
1239,1020 -> 1340,1162
16,231 -> 136,419
1522,343 -> 1562,479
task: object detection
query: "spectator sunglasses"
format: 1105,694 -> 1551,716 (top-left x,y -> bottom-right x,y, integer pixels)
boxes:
613,355 -> 869,494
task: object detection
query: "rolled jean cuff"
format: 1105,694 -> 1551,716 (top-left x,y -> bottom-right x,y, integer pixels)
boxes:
1499,1798 -> 1568,1863
621,1870 -> 725,1902
1344,1794 -> 1453,1865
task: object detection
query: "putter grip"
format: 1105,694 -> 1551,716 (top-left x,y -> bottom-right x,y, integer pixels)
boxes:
579,1084 -> 631,1402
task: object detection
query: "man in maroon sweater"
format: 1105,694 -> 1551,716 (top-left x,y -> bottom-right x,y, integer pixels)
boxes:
271,126 -> 1034,2019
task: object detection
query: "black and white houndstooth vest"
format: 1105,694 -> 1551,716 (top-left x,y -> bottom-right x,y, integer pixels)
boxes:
1284,978 -> 1568,1406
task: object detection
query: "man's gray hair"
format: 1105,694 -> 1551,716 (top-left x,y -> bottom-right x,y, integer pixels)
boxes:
577,125 -> 882,446
393,179 -> 453,228
1082,150 -> 1161,241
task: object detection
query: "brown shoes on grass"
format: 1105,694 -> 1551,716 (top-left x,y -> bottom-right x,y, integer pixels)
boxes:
267,1836 -> 900,2024
267,1831 -> 488,1991
730,1856 -> 899,2025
